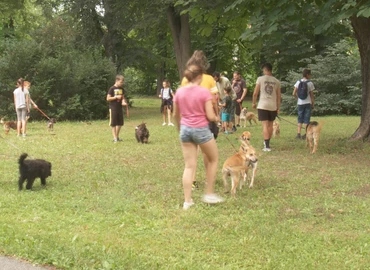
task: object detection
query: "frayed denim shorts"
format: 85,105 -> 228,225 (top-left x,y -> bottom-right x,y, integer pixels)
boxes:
180,125 -> 213,145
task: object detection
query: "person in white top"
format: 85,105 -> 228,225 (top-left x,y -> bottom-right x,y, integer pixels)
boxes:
159,79 -> 174,126
292,69 -> 315,139
252,63 -> 281,152
13,78 -> 30,137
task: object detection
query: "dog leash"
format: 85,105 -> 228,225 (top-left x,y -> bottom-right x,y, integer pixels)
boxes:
224,135 -> 239,153
276,115 -> 297,127
35,107 -> 51,120
0,134 -> 34,159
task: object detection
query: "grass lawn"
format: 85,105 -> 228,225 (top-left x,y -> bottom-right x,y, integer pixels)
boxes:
1,97 -> 370,269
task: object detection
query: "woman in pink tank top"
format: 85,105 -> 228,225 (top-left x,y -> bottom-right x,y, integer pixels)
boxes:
174,64 -> 224,210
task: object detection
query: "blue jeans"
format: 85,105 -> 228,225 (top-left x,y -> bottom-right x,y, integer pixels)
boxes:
297,104 -> 312,124
180,125 -> 214,145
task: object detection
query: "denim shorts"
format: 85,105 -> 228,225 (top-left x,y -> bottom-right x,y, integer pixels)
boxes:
297,104 -> 311,124
221,112 -> 230,122
180,125 -> 214,145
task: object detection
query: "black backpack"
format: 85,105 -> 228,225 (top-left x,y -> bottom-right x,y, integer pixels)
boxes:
297,80 -> 310,100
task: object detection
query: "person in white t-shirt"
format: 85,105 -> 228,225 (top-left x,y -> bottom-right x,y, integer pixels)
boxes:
13,78 -> 30,137
292,69 -> 315,139
159,79 -> 174,126
252,63 -> 281,152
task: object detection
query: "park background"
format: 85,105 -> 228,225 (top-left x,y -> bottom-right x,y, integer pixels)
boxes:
1,1 -> 370,269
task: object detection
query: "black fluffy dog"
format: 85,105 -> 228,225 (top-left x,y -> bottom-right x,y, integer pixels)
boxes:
135,123 -> 150,144
18,153 -> 52,190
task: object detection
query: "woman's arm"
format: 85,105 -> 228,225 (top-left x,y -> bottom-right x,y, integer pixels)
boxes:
205,100 -> 219,122
14,94 -> 17,111
173,103 -> 181,132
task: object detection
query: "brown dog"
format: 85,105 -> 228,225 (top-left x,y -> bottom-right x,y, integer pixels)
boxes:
47,118 -> 56,132
239,131 -> 258,188
306,121 -> 323,154
1,118 -> 17,135
272,121 -> 280,138
222,141 -> 258,196
240,108 -> 258,127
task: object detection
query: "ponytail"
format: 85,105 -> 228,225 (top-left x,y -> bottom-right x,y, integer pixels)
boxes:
183,64 -> 203,83
17,78 -> 24,92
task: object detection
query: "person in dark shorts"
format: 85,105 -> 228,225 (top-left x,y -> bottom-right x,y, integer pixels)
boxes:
106,75 -> 127,143
252,63 -> 281,152
231,71 -> 247,130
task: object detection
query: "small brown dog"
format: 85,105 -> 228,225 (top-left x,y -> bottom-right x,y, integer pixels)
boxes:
272,121 -> 280,138
222,140 -> 258,197
1,118 -> 17,135
239,131 -> 258,188
47,118 -> 56,132
306,121 -> 323,154
240,108 -> 258,127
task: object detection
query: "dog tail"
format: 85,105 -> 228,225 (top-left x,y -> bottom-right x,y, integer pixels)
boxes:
19,153 -> 28,165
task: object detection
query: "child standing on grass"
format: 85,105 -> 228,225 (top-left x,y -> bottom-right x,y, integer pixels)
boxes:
173,63 -> 224,210
24,81 -> 38,121
13,78 -> 29,137
159,79 -> 174,126
219,86 -> 233,134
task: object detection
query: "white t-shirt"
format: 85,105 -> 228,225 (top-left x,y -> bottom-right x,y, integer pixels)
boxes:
294,79 -> 315,105
13,87 -> 29,109
161,88 -> 173,100
256,75 -> 280,111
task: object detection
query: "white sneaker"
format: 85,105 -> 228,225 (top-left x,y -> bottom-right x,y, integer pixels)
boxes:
183,201 -> 195,210
168,122 -> 174,126
202,194 -> 225,204
162,122 -> 166,126
262,147 -> 271,152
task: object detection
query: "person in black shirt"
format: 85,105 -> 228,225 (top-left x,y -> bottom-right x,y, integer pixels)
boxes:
106,75 -> 127,142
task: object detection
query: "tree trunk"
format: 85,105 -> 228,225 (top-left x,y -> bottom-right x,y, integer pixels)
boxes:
166,5 -> 191,80
350,16 -> 370,141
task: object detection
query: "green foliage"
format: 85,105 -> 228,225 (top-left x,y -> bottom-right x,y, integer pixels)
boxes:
0,37 -> 116,120
281,39 -> 361,116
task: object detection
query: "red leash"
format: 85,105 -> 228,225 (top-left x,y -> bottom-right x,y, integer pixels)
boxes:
35,107 -> 51,120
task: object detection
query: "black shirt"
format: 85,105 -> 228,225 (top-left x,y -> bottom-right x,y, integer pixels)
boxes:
108,85 -> 124,110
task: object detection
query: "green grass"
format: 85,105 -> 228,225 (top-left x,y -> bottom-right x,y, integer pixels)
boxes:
1,97 -> 370,269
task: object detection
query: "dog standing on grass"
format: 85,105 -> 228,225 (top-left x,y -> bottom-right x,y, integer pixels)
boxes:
272,121 -> 280,138
18,153 -> 52,190
135,123 -> 150,144
1,118 -> 17,135
306,121 -> 323,154
240,108 -> 258,127
47,118 -> 56,132
222,139 -> 258,197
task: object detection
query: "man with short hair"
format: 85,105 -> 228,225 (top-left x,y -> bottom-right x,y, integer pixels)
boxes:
292,68 -> 315,139
106,75 -> 127,143
231,71 -> 247,130
252,63 -> 281,152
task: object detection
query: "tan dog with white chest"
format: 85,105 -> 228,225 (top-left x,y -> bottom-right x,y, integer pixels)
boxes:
306,121 -> 323,154
239,131 -> 258,188
222,140 -> 258,197
240,108 -> 258,127
272,121 -> 280,138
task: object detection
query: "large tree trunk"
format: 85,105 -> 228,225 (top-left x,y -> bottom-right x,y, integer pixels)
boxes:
350,16 -> 370,141
166,5 -> 191,80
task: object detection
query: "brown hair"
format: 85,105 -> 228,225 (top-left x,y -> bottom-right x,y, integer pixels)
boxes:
186,50 -> 209,72
116,75 -> 124,81
303,68 -> 311,78
183,64 -> 203,83
225,86 -> 232,94
17,78 -> 25,92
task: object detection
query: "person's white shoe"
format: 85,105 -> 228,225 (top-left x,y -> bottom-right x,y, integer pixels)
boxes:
168,122 -> 174,126
202,194 -> 225,204
262,147 -> 271,152
183,200 -> 195,210
162,122 -> 167,126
